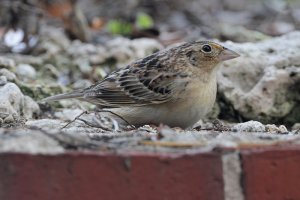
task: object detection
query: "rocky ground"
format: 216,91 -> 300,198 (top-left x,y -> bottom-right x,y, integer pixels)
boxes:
0,24 -> 300,153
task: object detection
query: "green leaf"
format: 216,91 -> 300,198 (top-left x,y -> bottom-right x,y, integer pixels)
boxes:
136,12 -> 154,29
106,20 -> 133,35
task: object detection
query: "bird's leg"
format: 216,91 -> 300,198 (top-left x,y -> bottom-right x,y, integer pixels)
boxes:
96,110 -> 136,129
76,117 -> 112,131
61,110 -> 89,129
60,108 -> 129,131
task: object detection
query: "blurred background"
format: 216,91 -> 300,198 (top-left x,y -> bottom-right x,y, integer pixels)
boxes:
0,0 -> 300,127
1,0 -> 300,51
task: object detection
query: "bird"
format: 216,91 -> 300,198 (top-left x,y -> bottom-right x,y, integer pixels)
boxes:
44,41 -> 239,129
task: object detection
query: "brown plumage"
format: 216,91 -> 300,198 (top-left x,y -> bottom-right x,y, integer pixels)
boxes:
44,41 -> 239,128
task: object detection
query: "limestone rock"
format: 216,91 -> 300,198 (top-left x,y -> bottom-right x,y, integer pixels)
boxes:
219,31 -> 300,124
16,63 -> 37,81
232,121 -> 266,132
0,56 -> 16,70
107,37 -> 163,64
0,82 -> 40,123
0,68 -> 17,82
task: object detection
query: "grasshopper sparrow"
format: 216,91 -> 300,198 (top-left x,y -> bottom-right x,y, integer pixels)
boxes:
44,41 -> 239,128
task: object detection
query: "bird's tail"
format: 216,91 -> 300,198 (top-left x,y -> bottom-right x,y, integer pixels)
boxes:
42,90 -> 84,102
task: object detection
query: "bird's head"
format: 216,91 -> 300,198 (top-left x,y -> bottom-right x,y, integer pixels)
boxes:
180,41 -> 240,70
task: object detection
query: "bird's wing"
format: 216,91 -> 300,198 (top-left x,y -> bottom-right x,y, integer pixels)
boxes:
82,54 -> 188,107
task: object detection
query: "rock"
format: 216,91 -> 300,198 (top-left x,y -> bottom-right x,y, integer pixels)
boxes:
54,109 -> 84,121
0,68 -> 17,82
67,40 -> 108,65
260,21 -> 295,36
130,38 -> 163,58
72,79 -> 92,89
219,31 -> 300,124
0,83 -> 23,120
223,0 -> 247,11
232,121 -> 266,132
292,123 -> 300,130
23,96 -> 40,119
16,63 -> 37,81
219,24 -> 270,42
0,76 -> 7,86
107,37 -> 163,64
66,38 -> 162,75
265,124 -> 289,134
0,129 -> 64,154
74,57 -> 92,74
278,125 -> 288,133
0,82 -> 40,123
38,26 -> 71,54
265,124 -> 280,132
3,115 -> 14,123
0,56 -> 16,70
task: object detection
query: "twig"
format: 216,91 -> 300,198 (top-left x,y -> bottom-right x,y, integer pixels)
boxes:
60,109 -> 135,131
61,110 -> 88,129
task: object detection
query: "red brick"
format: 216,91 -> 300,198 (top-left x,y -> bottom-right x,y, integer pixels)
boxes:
0,152 -> 224,200
241,147 -> 300,200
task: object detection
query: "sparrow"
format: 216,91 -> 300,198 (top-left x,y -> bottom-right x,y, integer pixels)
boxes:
44,41 -> 239,128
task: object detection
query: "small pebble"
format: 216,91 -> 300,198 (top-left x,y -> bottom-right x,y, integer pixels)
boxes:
232,120 -> 265,132
0,68 -> 17,82
0,76 -> 7,86
4,115 -> 14,123
266,124 -> 289,134
278,125 -> 288,133
292,123 -> 300,130
265,124 -> 279,132
16,64 -> 36,80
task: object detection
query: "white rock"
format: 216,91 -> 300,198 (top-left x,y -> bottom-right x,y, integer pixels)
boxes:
0,68 -> 17,82
219,31 -> 300,123
107,37 -> 163,64
131,38 -> 163,58
16,63 -> 36,81
265,124 -> 289,133
278,125 -> 288,133
0,76 -> 7,86
232,121 -> 265,132
292,123 -> 300,130
54,108 -> 84,121
0,57 -> 16,70
39,27 -> 70,54
0,83 -> 23,119
0,82 -> 40,122
23,96 -> 40,119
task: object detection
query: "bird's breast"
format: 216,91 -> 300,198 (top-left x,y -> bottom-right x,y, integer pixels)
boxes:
169,77 -> 217,124
110,77 -> 218,128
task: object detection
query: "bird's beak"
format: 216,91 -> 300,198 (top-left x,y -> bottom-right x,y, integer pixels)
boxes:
219,48 -> 240,61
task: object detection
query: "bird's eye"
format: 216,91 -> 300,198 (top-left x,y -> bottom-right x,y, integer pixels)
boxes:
202,45 -> 212,53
